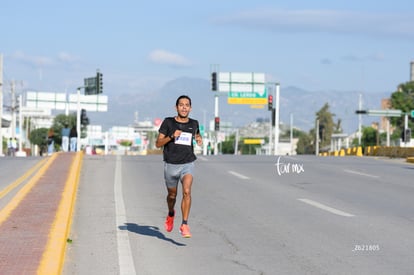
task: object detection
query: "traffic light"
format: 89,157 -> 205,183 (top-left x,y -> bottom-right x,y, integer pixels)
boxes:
406,129 -> 412,142
214,117 -> 220,131
96,72 -> 103,94
402,128 -> 411,142
81,109 -> 89,125
211,72 -> 217,91
268,95 -> 273,111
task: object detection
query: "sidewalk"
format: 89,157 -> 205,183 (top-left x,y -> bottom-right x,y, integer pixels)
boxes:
0,152 -> 83,275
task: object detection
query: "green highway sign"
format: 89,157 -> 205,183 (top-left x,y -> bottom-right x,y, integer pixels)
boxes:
84,77 -> 97,95
411,110 -> 414,118
228,90 -> 267,104
367,109 -> 402,117
218,72 -> 267,105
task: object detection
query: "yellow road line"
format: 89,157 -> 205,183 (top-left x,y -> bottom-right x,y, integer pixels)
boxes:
0,157 -> 49,199
38,152 -> 84,275
0,154 -> 58,226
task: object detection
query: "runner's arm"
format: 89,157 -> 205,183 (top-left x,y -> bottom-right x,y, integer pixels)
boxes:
155,132 -> 176,148
195,133 -> 202,146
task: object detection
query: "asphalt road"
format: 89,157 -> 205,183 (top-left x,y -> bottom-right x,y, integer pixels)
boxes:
62,154 -> 414,275
0,156 -> 43,209
0,157 -> 42,187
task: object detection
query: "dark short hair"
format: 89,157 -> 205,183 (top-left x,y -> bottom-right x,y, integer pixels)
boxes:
176,95 -> 192,107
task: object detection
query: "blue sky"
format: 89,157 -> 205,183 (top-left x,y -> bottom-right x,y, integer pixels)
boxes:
1,0 -> 414,98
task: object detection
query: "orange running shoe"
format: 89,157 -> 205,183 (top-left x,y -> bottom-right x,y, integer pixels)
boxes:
179,224 -> 191,238
164,211 -> 175,232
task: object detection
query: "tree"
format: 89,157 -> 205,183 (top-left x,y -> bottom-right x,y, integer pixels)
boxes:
2,137 -> 6,155
119,140 -> 132,147
296,132 -> 314,154
29,127 -> 49,154
51,113 -> 77,147
360,126 -> 378,147
220,135 -> 265,155
316,103 -> 336,149
295,103 -> 340,154
221,135 -> 236,154
390,81 -> 414,133
334,119 -> 343,133
280,127 -> 304,140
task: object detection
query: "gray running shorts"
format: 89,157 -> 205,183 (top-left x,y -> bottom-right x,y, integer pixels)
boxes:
164,162 -> 194,188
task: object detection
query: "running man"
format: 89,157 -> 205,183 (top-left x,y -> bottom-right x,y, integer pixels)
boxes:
155,95 -> 203,238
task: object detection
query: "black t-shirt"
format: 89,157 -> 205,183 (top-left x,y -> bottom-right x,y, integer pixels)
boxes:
159,117 -> 199,164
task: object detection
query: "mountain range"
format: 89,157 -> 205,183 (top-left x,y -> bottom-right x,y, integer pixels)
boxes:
88,77 -> 391,135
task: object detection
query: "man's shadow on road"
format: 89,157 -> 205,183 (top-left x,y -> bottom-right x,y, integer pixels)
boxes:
119,223 -> 186,246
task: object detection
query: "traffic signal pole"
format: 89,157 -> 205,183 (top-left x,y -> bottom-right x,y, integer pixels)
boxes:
76,88 -> 81,152
358,94 -> 362,145
274,83 -> 280,155
269,110 -> 272,156
211,67 -> 220,155
267,91 -> 273,155
214,93 -> 219,155
355,109 -> 409,146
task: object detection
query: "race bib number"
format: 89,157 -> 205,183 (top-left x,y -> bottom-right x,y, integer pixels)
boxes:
175,132 -> 192,146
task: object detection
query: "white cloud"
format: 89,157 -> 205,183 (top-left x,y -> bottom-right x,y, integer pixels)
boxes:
366,52 -> 385,62
148,49 -> 192,67
10,51 -> 80,67
342,52 -> 385,62
215,9 -> 414,38
57,52 -> 79,63
11,50 -> 54,67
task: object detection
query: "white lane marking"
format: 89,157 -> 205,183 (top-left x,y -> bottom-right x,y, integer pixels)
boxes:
198,156 -> 208,161
228,170 -> 250,180
114,155 -> 137,275
298,198 -> 355,217
343,169 -> 379,178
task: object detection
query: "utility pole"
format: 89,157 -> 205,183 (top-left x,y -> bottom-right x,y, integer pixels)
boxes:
315,119 -> 320,156
274,83 -> 280,155
290,113 -> 293,155
17,94 -> 25,156
0,54 -> 3,156
358,94 -> 362,145
234,129 -> 239,155
11,81 -> 16,139
268,86 -> 273,155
